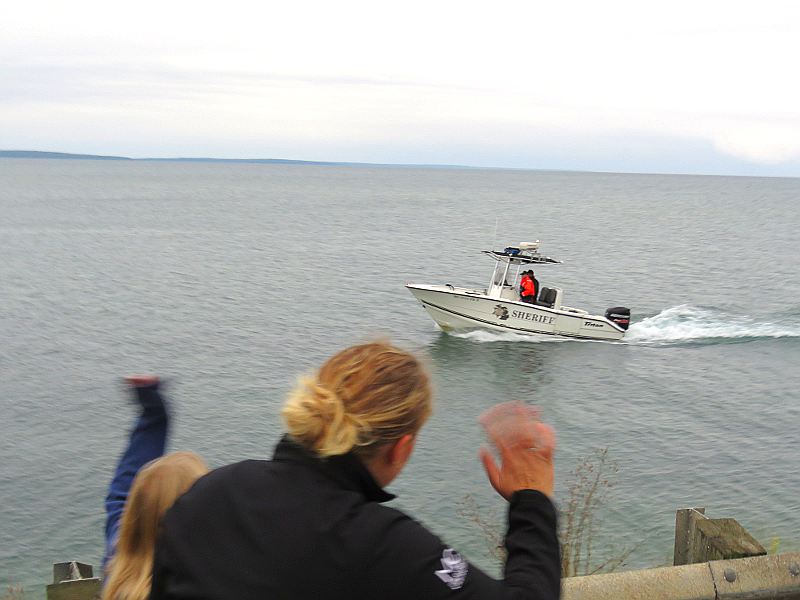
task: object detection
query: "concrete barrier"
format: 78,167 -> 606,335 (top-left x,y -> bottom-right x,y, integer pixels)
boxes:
674,507 -> 766,566
48,553 -> 800,600
562,552 -> 800,600
46,561 -> 100,600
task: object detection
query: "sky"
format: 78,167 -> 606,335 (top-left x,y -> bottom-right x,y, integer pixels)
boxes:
2,1 -> 800,176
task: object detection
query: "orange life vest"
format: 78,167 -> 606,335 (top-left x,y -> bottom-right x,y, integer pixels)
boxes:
520,276 -> 534,297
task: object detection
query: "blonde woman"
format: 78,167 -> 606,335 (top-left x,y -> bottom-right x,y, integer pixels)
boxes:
101,376 -> 207,600
151,342 -> 559,600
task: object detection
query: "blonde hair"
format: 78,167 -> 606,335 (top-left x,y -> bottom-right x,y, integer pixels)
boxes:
282,342 -> 432,457
102,451 -> 208,600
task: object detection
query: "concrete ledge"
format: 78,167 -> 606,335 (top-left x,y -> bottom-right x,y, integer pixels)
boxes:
563,561 -> 715,600
45,578 -> 100,600
562,552 -> 800,600
710,553 -> 800,600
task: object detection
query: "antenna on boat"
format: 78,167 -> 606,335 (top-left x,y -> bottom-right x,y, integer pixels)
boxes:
491,216 -> 499,250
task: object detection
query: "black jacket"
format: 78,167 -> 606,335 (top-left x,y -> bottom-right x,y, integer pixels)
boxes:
150,437 -> 560,600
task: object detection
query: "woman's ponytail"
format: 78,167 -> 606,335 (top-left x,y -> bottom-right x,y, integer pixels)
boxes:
282,342 -> 431,457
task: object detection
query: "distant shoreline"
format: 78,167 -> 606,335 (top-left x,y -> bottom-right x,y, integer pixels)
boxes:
0,150 -> 473,170
3,150 -> 797,179
0,150 -> 132,161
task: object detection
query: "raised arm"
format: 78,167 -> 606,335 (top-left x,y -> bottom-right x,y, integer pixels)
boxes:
479,402 -> 560,597
102,376 -> 169,572
363,402 -> 560,600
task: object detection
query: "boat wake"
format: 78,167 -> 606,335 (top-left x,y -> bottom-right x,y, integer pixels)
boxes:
449,329 -> 572,344
447,305 -> 800,346
623,305 -> 800,345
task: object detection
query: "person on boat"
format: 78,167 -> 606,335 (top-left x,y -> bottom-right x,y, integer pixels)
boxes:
530,270 -> 540,301
520,270 -> 536,303
150,341 -> 560,600
102,376 -> 207,600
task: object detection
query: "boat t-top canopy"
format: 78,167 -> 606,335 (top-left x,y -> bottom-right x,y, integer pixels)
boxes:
482,241 -> 562,266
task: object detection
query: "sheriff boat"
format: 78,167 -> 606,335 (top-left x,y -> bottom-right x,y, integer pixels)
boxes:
405,241 -> 631,341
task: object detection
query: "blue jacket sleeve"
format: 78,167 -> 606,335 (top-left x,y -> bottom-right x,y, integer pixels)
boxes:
102,382 -> 169,572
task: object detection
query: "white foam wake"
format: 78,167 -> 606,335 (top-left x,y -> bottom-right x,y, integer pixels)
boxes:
449,329 -> 572,344
624,304 -> 800,345
445,305 -> 800,346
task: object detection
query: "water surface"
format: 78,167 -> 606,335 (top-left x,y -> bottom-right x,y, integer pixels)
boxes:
1,159 -> 799,596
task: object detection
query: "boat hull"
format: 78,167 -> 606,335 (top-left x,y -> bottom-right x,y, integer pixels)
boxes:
406,285 -> 625,341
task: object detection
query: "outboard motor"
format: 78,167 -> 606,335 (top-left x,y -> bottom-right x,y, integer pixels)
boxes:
605,307 -> 631,330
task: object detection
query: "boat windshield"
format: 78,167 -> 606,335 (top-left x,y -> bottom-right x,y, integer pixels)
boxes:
485,246 -> 561,299
489,261 -> 523,296
491,262 -> 510,286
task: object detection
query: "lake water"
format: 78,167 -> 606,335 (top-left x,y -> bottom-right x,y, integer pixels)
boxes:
2,159 -> 799,597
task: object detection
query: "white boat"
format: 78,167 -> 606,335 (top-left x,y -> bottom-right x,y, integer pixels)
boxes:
406,241 -> 631,341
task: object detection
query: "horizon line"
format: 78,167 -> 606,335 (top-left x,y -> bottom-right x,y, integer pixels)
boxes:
1,149 -> 797,180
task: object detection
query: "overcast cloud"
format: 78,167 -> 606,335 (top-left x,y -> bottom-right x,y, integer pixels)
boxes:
2,0 -> 800,175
